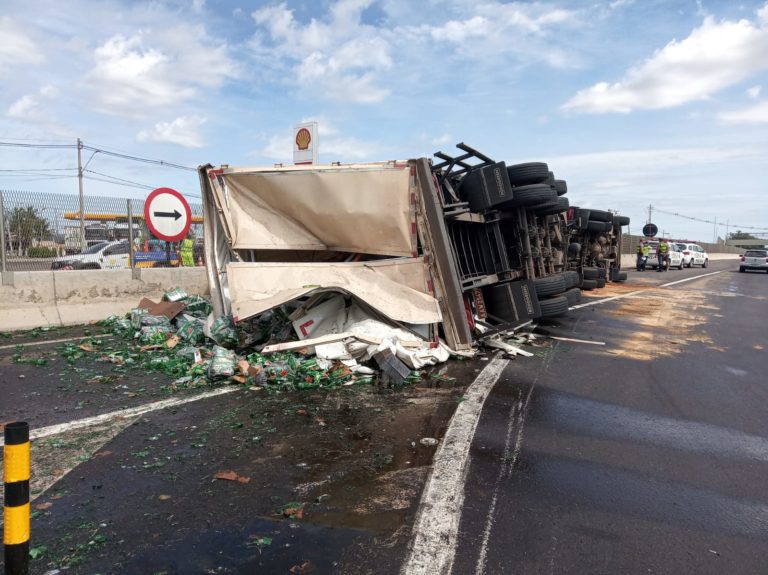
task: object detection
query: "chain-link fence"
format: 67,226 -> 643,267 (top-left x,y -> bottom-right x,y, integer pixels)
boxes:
0,189 -> 204,272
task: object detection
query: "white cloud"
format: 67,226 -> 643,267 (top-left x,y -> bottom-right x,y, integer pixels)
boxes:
250,1 -> 579,104
0,16 -> 45,74
251,1 -> 392,103
748,85 -> 762,98
7,85 -> 61,127
431,133 -> 452,146
137,115 -> 207,148
84,27 -> 238,118
718,100 -> 768,124
562,9 -> 768,113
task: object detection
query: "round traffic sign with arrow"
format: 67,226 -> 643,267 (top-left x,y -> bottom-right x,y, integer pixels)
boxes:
144,187 -> 192,242
642,223 -> 659,238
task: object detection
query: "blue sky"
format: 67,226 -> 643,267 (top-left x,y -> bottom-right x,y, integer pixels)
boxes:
1,0 -> 767,242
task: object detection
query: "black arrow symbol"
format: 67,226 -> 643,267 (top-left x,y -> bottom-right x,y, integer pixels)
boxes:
154,210 -> 181,221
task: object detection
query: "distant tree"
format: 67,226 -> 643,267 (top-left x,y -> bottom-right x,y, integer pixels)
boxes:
728,231 -> 764,250
6,206 -> 52,252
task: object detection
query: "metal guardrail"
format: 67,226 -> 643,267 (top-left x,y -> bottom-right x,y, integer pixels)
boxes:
0,190 -> 204,272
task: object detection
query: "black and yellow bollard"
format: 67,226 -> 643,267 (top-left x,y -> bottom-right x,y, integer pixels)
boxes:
4,421 -> 30,575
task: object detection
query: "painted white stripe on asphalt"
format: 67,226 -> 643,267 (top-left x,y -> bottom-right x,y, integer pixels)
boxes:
569,270 -> 724,311
0,333 -> 113,351
660,270 -> 722,288
0,386 -> 240,446
401,355 -> 509,575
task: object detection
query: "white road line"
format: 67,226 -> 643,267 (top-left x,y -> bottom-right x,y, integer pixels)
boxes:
401,356 -> 509,575
569,270 -> 724,311
0,386 -> 240,446
660,270 -> 722,288
0,333 -> 113,351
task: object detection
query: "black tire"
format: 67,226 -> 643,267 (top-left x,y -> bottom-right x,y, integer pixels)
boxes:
553,180 -> 567,196
588,209 -> 612,222
564,270 -> 580,289
702,259 -> 708,268
739,267 -> 745,273
563,287 -> 581,306
612,215 -> 630,226
597,268 -> 607,279
534,196 -> 569,216
506,162 -> 550,186
582,267 -> 600,280
610,268 -> 627,281
596,278 -> 606,288
586,220 -> 611,233
534,274 -> 567,297
506,184 -> 557,207
580,279 -> 597,290
567,243 -> 581,257
678,260 -> 684,270
686,259 -> 693,268
538,295 -> 569,317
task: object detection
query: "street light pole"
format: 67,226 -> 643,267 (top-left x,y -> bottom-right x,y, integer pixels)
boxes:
77,138 -> 85,251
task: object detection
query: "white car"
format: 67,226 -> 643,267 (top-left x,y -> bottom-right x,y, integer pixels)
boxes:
645,240 -> 683,271
50,240 -> 131,270
675,242 -> 709,268
739,249 -> 768,273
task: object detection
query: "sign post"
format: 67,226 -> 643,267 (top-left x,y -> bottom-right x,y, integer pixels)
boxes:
144,188 -> 192,243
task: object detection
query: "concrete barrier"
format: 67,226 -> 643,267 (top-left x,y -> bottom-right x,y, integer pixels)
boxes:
0,268 -> 208,331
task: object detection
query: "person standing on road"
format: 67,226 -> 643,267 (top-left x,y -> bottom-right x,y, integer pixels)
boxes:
657,240 -> 669,272
180,235 -> 194,267
641,242 -> 650,271
636,241 -> 644,271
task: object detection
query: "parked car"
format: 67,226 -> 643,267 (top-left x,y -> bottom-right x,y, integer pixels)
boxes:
645,240 -> 683,270
50,240 -> 131,270
739,249 -> 768,273
675,242 -> 708,268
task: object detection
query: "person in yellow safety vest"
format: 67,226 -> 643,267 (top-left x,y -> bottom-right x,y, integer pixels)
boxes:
180,236 -> 194,267
641,242 -> 650,271
657,240 -> 669,272
636,241 -> 644,271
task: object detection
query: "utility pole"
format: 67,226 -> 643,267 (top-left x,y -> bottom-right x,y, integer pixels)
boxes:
647,204 -> 652,224
713,216 -> 717,244
77,138 -> 85,251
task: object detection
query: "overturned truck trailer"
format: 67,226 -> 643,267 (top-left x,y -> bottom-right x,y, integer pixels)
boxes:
198,144 -> 628,352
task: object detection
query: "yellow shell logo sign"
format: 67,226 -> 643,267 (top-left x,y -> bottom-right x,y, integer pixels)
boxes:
295,128 -> 311,151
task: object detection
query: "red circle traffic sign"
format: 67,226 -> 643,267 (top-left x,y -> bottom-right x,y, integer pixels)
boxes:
144,187 -> 192,242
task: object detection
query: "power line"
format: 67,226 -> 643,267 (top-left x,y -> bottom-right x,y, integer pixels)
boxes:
81,144 -> 196,172
653,206 -> 768,232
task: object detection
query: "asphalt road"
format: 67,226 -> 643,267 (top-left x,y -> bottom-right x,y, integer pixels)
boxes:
453,261 -> 768,574
2,259 -> 766,574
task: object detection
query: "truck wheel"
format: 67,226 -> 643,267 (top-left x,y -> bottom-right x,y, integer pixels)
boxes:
563,287 -> 581,306
534,274 -> 567,297
554,180 -> 567,195
534,196 -> 569,216
564,270 -> 580,288
507,183 -> 556,207
588,209 -> 612,222
538,295 -> 569,317
506,162 -> 550,186
612,215 -> 630,226
580,279 -> 597,290
611,270 -> 628,281
586,220 -> 609,232
582,267 -> 600,280
596,278 -> 606,288
567,243 -> 581,257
